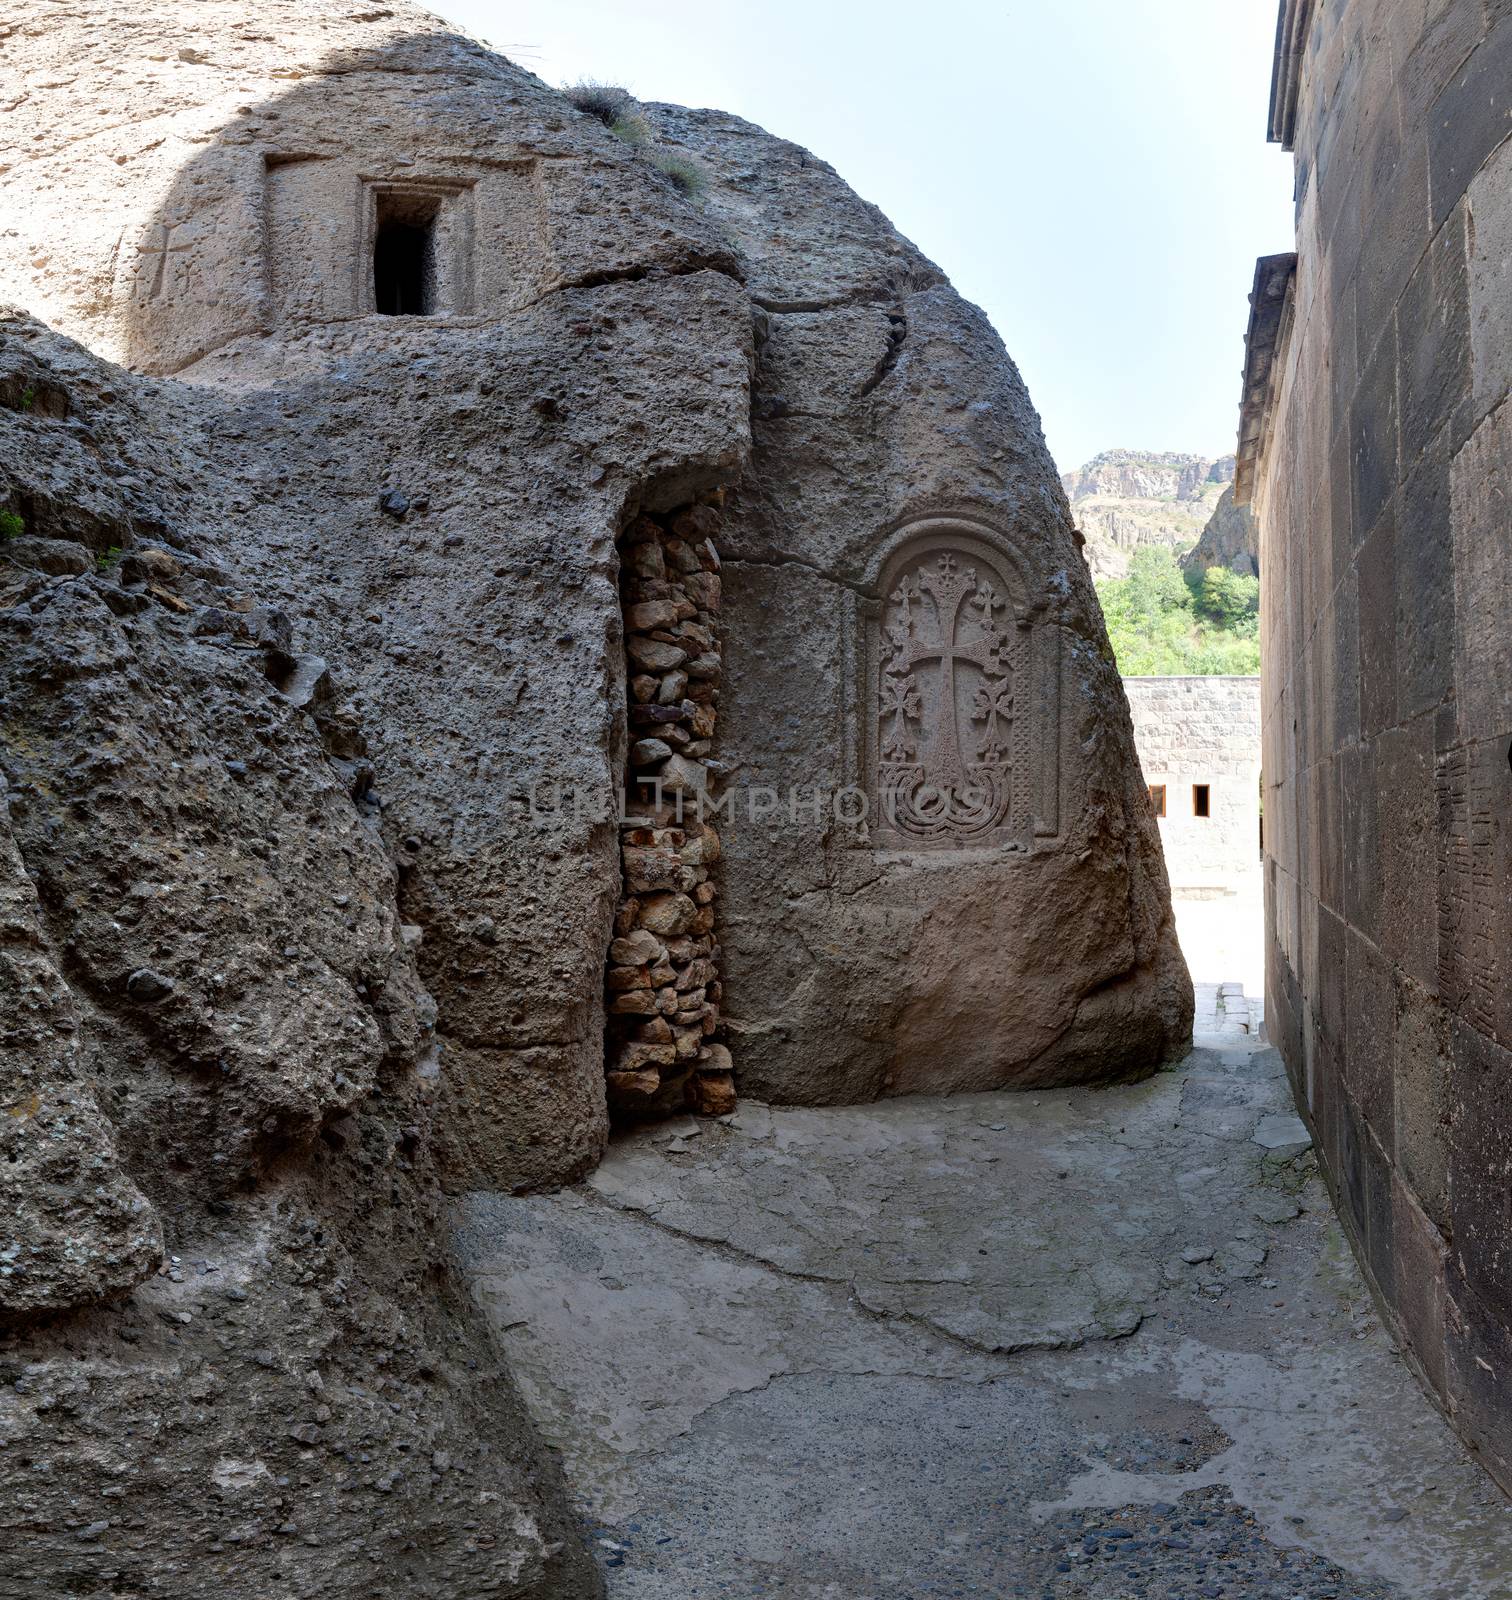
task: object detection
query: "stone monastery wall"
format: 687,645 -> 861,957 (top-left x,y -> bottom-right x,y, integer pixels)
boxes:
1124,676 -> 1261,896
1246,0 -> 1512,1492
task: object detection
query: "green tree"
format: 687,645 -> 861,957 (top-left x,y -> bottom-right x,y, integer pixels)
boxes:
1095,547 -> 1260,676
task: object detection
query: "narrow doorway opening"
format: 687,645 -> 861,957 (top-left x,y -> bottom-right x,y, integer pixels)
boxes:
373,191 -> 440,316
1193,783 -> 1211,818
1149,784 -> 1167,817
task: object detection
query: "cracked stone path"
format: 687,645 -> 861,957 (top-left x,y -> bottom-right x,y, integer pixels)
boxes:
452,1021 -> 1512,1599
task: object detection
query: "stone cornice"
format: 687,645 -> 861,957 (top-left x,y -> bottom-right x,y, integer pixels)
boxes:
1234,253 -> 1298,507
1267,0 -> 1315,148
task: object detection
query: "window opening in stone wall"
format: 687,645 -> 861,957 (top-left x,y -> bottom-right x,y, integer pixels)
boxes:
1149,784 -> 1166,817
1193,783 -> 1211,818
373,190 -> 441,316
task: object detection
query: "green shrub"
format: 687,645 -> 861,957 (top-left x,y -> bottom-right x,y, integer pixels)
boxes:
610,110 -> 653,148
1095,546 -> 1259,676
0,509 -> 23,541
651,151 -> 706,199
95,545 -> 124,573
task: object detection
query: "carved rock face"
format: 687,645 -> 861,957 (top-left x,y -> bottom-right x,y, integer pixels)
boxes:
870,524 -> 1048,850
641,104 -> 1193,1102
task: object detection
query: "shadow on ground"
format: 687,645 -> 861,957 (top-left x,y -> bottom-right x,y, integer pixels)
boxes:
453,1007 -> 1512,1599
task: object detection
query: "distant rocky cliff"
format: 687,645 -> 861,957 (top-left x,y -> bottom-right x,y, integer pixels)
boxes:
1062,449 -> 1233,579
1180,485 -> 1259,579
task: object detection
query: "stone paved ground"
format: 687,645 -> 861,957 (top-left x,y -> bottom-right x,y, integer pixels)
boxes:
453,1003 -> 1512,1599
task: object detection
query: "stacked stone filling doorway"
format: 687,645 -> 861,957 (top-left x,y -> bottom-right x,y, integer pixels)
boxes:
605,501 -> 734,1122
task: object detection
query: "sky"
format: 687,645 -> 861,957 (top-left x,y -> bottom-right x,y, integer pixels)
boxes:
436,0 -> 1298,474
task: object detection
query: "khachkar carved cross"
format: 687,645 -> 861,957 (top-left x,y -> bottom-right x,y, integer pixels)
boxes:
133,223 -> 193,303
880,551 -> 1015,841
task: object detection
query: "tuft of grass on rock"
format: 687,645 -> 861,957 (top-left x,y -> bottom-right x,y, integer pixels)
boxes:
0,509 -> 23,541
563,79 -> 635,126
564,80 -> 652,148
562,79 -> 705,199
609,110 -> 652,148
95,545 -> 123,573
651,151 -> 706,200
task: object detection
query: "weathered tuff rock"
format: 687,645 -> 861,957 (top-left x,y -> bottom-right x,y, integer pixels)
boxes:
1062,448 -> 1234,579
0,0 -> 1187,1136
644,106 -> 1192,1099
1181,484 -> 1259,579
0,324 -> 598,1596
0,3 -> 1190,1586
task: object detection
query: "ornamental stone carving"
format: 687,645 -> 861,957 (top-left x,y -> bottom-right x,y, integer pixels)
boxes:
855,517 -> 1061,851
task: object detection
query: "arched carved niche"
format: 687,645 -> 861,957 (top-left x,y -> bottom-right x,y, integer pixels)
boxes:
844,514 -> 1063,851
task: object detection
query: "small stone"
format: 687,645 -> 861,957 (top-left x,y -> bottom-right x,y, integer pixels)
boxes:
622,846 -> 686,894
656,669 -> 689,705
692,1073 -> 735,1116
626,636 -> 687,673
625,600 -> 680,631
126,968 -> 175,1003
657,753 -> 708,798
629,702 -> 692,727
609,928 -> 665,965
606,1068 -> 660,1103
623,540 -> 665,581
638,893 -> 697,936
682,571 -> 721,612
699,1042 -> 733,1075
608,991 -> 657,1015
378,489 -> 409,519
611,1041 -> 676,1072
1181,1245 -> 1215,1265
121,546 -> 180,585
631,738 -> 672,767
606,965 -> 651,992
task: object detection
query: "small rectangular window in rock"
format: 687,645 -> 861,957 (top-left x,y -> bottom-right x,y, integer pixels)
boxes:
1193,783 -> 1211,818
373,190 -> 441,316
1148,784 -> 1166,817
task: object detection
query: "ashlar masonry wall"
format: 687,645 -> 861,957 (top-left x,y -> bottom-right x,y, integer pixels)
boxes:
1247,0 -> 1512,1491
1124,676 -> 1261,897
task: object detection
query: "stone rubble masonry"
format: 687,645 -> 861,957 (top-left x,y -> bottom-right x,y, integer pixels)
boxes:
1246,0 -> 1512,1494
1123,676 -> 1262,897
606,505 -> 734,1121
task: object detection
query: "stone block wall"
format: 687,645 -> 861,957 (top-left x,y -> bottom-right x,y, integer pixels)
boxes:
1123,676 -> 1261,895
1248,0 -> 1512,1490
604,505 -> 734,1122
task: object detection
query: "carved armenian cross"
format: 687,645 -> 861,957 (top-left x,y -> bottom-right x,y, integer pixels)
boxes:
885,552 -> 1011,789
133,223 -> 193,302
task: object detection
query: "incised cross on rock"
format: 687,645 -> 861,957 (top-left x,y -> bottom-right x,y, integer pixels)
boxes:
884,552 -> 1013,789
